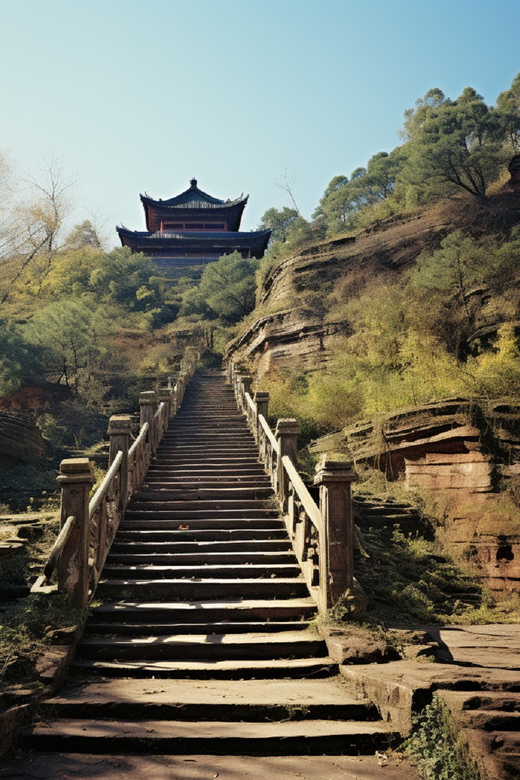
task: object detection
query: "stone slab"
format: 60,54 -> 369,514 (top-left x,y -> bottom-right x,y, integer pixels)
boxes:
0,752 -> 420,779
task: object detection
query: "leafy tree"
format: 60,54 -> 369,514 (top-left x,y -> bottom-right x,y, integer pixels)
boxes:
259,207 -> 298,242
65,220 -> 102,250
23,300 -> 106,391
400,88 -> 449,141
402,88 -> 504,199
180,251 -> 259,324
0,319 -> 36,397
316,151 -> 404,234
312,175 -> 349,223
496,72 -> 520,152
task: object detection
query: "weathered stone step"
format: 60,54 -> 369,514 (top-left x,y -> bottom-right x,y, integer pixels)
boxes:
121,517 -> 283,529
89,598 -> 317,624
72,656 -> 338,680
133,483 -> 273,496
162,435 -> 256,443
102,563 -> 303,580
106,551 -> 296,565
113,529 -> 289,542
109,539 -> 291,553
150,458 -> 264,467
41,679 -> 378,722
22,718 -> 398,755
86,620 -> 312,635
159,447 -> 260,456
127,500 -> 276,513
95,577 -> 309,600
145,470 -> 267,480
77,630 -> 326,661
142,479 -> 272,488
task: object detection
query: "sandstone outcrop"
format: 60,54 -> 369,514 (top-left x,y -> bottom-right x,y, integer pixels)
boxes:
0,413 -> 48,468
311,399 -> 520,593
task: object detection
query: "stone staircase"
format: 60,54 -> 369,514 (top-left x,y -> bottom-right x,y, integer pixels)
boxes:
20,372 -> 398,756
353,493 -> 430,537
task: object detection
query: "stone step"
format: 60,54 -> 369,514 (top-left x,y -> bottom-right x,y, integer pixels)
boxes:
88,598 -> 317,624
150,459 -> 264,468
95,577 -> 310,600
22,718 -> 399,755
158,447 -> 260,456
76,630 -> 327,661
86,620 -> 312,635
127,500 -> 277,513
109,539 -> 292,553
160,437 -> 257,444
134,488 -> 273,501
106,551 -> 296,565
72,656 -> 338,680
142,479 -> 272,488
144,470 -> 268,480
41,679 -> 379,722
101,563 -> 303,580
113,529 -> 289,542
120,517 -> 283,529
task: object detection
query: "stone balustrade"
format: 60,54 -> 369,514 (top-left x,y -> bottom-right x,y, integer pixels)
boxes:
230,361 -> 365,616
32,350 -> 200,608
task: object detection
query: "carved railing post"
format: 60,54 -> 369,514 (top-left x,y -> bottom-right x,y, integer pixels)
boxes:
314,457 -> 357,612
159,387 -> 173,419
254,391 -> 269,442
108,415 -> 131,511
56,458 -> 94,609
241,375 -> 253,396
140,390 -> 158,453
275,419 -> 300,509
237,374 -> 252,413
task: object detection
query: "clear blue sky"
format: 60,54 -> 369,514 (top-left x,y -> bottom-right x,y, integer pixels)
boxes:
1,0 -> 519,244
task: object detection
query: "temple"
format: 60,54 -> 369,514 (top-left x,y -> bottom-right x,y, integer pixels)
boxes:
117,179 -> 271,271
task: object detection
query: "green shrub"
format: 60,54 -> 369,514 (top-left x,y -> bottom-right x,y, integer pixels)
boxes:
403,694 -> 480,780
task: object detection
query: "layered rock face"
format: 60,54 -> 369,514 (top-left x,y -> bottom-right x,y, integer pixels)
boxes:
0,412 -> 48,468
311,400 -> 520,594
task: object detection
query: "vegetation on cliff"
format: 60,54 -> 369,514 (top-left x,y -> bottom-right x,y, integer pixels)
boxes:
243,76 -> 520,437
259,74 -> 520,253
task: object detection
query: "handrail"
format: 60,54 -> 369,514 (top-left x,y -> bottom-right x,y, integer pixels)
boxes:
88,450 -> 123,518
154,401 -> 165,419
44,515 -> 75,582
31,337 -> 205,608
259,414 -> 279,452
281,455 -> 322,530
129,421 -> 149,457
228,358 -> 361,615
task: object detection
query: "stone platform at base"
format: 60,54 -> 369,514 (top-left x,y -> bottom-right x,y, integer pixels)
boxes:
0,752 -> 419,780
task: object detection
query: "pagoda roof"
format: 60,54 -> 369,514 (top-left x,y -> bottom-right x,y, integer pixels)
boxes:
117,226 -> 271,259
140,180 -> 249,231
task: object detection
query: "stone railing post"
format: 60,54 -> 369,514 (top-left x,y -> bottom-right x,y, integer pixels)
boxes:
314,457 -> 357,612
241,375 -> 253,397
140,390 -> 158,453
237,374 -> 252,413
254,391 -> 269,440
56,458 -> 94,609
159,387 -> 173,419
108,414 -> 131,511
275,419 -> 300,508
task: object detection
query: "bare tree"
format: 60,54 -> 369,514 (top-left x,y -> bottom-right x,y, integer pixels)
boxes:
274,169 -> 300,213
0,155 -> 77,303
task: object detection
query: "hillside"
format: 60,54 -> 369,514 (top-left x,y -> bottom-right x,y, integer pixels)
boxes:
227,189 -> 520,598
230,191 -> 520,382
